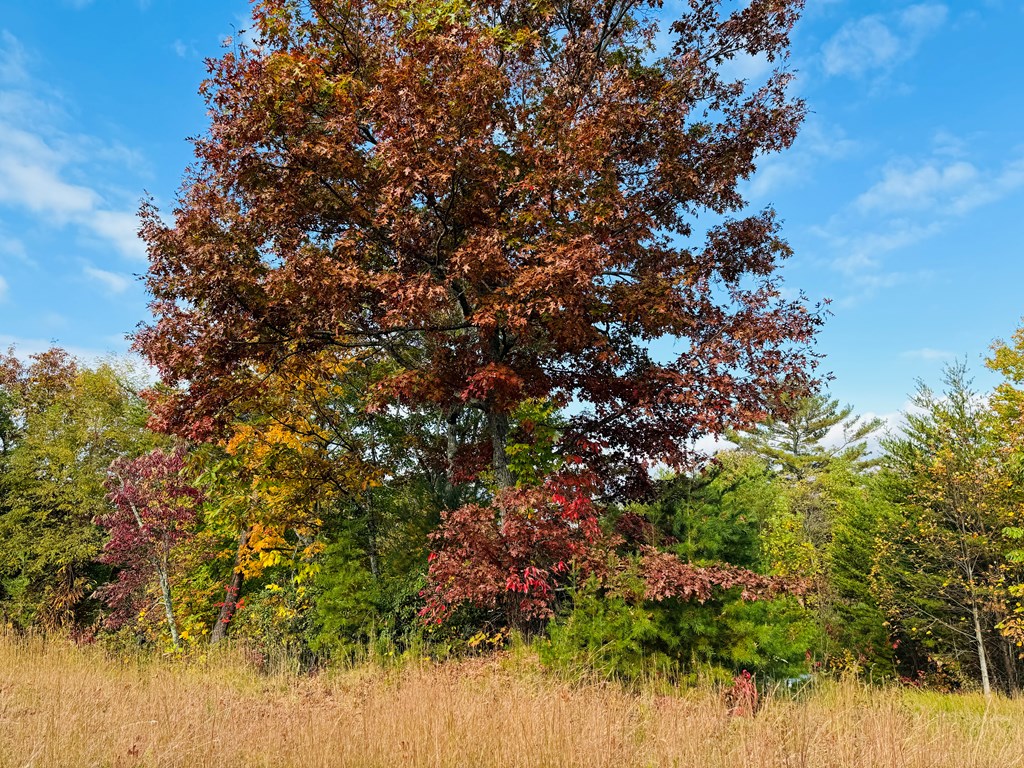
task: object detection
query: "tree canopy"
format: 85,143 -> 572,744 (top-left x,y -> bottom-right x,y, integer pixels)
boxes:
136,0 -> 823,497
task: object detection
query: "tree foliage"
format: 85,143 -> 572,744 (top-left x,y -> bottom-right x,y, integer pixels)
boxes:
97,449 -> 202,647
731,393 -> 883,480
0,351 -> 158,631
877,364 -> 1024,694
136,0 -> 823,499
17,1 -> 1024,698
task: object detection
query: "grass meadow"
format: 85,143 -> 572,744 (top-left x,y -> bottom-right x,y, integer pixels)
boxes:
2,633 -> 1023,768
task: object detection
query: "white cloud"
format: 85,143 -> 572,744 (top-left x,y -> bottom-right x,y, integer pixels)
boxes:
83,265 -> 131,294
0,235 -> 28,264
0,135 -> 99,217
900,3 -> 948,33
902,347 -> 956,361
822,4 -> 947,77
811,217 -> 941,307
171,39 -> 197,59
826,220 -> 941,277
857,410 -> 905,457
88,210 -> 145,259
0,31 -> 27,83
817,409 -> 897,458
720,52 -> 773,83
856,160 -> 978,213
947,157 -> 1024,214
856,155 -> 1024,216
931,130 -> 969,158
823,17 -> 900,76
41,312 -> 67,329
0,274 -> 7,302
818,132 -> 1024,306
0,32 -> 148,261
690,433 -> 736,458
0,333 -> 128,364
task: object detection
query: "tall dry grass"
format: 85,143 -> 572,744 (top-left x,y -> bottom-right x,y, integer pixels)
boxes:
1,633 -> 1023,768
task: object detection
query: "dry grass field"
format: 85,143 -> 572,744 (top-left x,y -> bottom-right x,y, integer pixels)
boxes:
2,633 -> 1023,768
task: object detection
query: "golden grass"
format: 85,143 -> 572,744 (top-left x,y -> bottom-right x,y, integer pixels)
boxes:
2,634 -> 1023,768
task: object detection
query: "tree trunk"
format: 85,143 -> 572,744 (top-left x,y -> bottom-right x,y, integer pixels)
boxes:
210,527 -> 250,644
1002,638 -> 1019,694
446,407 -> 460,486
488,410 -> 514,489
971,599 -> 992,697
157,556 -> 180,648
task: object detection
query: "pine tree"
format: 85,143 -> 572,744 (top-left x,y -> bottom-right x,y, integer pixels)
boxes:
732,393 -> 883,480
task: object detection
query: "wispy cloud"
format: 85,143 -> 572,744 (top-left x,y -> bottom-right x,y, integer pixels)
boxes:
855,160 -> 977,213
0,31 -> 28,83
719,52 -> 773,84
902,347 -> 956,361
0,333 -> 128,363
0,125 -> 99,216
172,39 -> 197,59
0,233 -> 28,265
0,31 -> 147,261
88,210 -> 146,259
82,265 -> 131,295
855,156 -> 1024,216
815,130 -> 1024,306
822,4 -> 947,77
820,219 -> 940,276
0,274 -> 8,302
745,119 -> 858,200
40,312 -> 67,329
816,216 -> 939,307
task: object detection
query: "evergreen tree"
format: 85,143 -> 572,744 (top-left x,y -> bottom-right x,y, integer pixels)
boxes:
544,453 -> 820,681
730,393 -> 882,549
730,394 -> 892,674
732,393 -> 883,480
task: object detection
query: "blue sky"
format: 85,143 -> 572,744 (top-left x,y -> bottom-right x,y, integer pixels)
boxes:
0,0 -> 1022,427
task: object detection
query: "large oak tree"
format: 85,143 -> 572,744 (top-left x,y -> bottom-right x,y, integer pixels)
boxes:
137,0 -> 822,495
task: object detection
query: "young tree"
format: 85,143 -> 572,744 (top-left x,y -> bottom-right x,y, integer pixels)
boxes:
537,455 -> 815,679
819,466 -> 896,678
98,449 -> 202,647
196,351 -> 386,644
878,364 -> 1021,696
731,394 -> 899,676
136,0 -> 823,497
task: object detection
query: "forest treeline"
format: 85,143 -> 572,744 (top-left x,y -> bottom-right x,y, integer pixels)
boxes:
5,328 -> 1024,695
5,0 -> 1023,699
